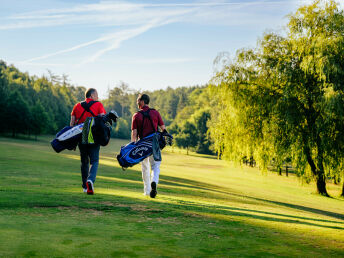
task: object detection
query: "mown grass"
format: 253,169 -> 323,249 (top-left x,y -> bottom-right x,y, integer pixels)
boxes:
0,135 -> 343,257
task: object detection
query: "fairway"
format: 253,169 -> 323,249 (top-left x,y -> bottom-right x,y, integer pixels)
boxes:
0,136 -> 343,257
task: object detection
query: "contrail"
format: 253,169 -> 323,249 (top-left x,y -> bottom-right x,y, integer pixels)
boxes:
15,0 -> 292,65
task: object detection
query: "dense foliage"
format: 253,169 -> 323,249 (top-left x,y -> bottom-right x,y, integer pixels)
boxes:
0,61 -> 212,154
209,0 -> 344,196
0,61 -> 86,137
103,83 -> 214,154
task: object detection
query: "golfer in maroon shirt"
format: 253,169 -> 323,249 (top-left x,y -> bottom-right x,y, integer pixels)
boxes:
131,93 -> 166,198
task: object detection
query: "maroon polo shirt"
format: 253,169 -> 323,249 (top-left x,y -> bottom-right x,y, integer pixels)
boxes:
131,106 -> 164,139
71,98 -> 106,124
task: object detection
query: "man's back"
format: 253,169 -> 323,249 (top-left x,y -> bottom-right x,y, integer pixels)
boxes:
71,98 -> 106,125
131,106 -> 164,139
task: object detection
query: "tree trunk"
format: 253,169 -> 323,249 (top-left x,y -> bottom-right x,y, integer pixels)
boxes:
316,153 -> 329,196
186,147 -> 189,155
341,181 -> 344,197
316,172 -> 328,196
249,156 -> 253,167
278,167 -> 282,176
305,146 -> 329,196
286,166 -> 288,177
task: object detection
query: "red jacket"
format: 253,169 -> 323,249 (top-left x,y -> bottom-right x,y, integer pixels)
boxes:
71,98 -> 106,124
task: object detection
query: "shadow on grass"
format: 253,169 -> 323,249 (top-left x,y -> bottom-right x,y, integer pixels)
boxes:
154,173 -> 344,221
2,139 -> 343,235
6,174 -> 343,232
60,156 -> 344,228
158,197 -> 344,230
1,184 -> 343,232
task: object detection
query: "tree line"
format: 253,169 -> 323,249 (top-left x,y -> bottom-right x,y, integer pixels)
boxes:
0,60 -> 213,155
0,61 -> 85,138
103,82 -> 213,155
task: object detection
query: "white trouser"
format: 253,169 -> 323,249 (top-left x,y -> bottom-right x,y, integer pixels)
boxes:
141,155 -> 161,195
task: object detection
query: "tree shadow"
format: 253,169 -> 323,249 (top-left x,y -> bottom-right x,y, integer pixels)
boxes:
91,164 -> 344,230
157,174 -> 344,221
49,152 -> 344,229
161,197 -> 344,230
79,158 -> 344,225
3,185 -> 342,232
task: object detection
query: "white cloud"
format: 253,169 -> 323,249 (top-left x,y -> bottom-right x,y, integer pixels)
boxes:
80,20 -> 164,64
22,27 -> 155,63
130,58 -> 194,64
2,1 -> 299,65
16,62 -> 65,67
2,1 -> 293,30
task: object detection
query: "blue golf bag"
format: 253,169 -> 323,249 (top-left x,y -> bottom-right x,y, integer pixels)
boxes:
117,131 -> 173,169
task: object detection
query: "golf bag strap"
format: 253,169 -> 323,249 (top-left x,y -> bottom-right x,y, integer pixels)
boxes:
139,108 -> 157,137
75,101 -> 98,125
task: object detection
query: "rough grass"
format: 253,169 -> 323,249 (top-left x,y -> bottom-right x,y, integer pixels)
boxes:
0,136 -> 343,257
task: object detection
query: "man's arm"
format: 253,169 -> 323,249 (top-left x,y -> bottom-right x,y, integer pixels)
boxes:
131,129 -> 138,142
70,116 -> 76,126
98,103 -> 106,116
157,111 -> 165,132
131,113 -> 138,142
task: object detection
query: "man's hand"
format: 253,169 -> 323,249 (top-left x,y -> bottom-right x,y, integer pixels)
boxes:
162,129 -> 173,146
70,116 -> 76,126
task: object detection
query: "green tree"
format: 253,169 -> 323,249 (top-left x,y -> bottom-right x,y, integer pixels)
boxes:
6,90 -> 30,137
210,0 -> 344,196
0,64 -> 9,133
112,118 -> 131,139
193,109 -> 212,154
174,121 -> 198,155
30,101 -> 49,139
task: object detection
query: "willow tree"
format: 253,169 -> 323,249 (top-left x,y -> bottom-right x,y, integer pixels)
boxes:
210,0 -> 344,196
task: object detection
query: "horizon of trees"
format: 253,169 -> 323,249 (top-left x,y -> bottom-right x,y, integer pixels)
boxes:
0,60 -> 212,154
0,61 -> 86,138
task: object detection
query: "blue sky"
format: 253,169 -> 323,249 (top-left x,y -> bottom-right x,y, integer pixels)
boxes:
0,0 -> 321,98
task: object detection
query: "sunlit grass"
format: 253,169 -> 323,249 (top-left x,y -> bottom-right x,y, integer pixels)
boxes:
0,135 -> 343,257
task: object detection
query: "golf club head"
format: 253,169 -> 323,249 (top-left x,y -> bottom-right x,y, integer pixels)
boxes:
161,130 -> 173,146
108,110 -> 119,122
103,110 -> 119,125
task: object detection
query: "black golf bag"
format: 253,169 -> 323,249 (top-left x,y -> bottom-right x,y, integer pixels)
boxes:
51,111 -> 118,153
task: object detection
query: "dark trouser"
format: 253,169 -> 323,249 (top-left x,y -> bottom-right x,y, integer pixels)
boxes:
78,143 -> 100,189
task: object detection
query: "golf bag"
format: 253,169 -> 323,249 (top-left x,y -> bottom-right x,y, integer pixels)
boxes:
116,130 -> 173,169
51,111 -> 118,153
